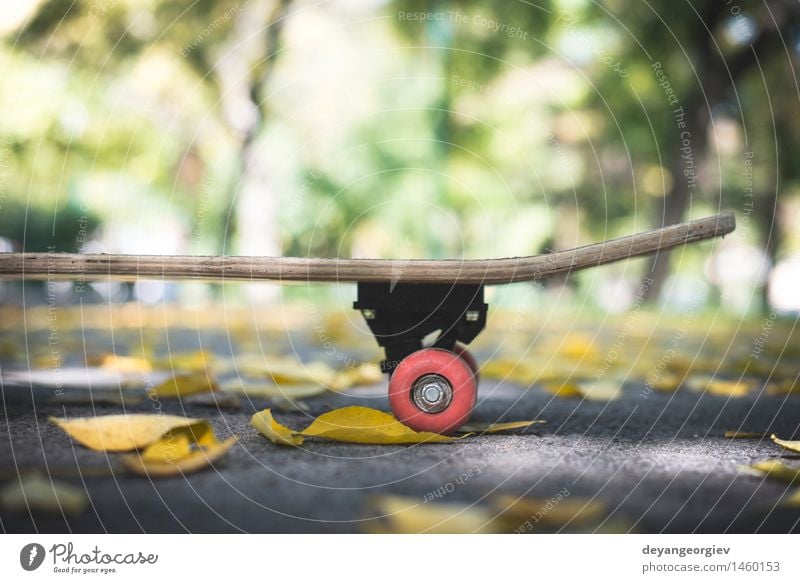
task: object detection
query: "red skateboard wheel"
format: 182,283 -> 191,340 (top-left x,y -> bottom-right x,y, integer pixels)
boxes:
389,348 -> 477,434
452,342 -> 479,382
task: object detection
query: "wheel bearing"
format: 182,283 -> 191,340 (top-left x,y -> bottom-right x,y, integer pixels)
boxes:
411,374 -> 453,414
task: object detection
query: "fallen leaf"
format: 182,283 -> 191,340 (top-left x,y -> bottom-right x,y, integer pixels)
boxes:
782,489 -> 800,508
330,363 -> 383,390
91,354 -> 152,373
148,373 -> 217,399
480,358 -> 537,385
492,494 -> 606,530
724,431 -> 766,439
748,460 -> 800,484
704,379 -> 755,397
648,374 -> 683,392
766,379 -> 800,396
48,392 -> 144,406
364,495 -> 498,534
184,391 -> 242,410
458,420 -> 544,434
579,381 -> 622,401
152,350 -> 214,372
219,378 -> 327,400
300,406 -> 455,444
250,409 -> 304,446
557,334 -> 599,361
265,358 -> 338,387
121,424 -> 237,477
272,398 -> 311,413
50,414 -> 204,452
0,474 -> 87,515
770,434 -> 800,454
541,382 -> 584,398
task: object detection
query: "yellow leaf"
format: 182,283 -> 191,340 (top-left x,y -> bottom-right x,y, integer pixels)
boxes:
300,406 -> 455,444
121,424 -> 237,477
330,363 -> 383,391
704,379 -> 755,397
749,460 -> 800,484
649,374 -> 683,392
480,358 -> 536,385
541,382 -> 584,398
153,350 -> 215,372
724,431 -> 766,439
250,409 -> 304,446
0,474 -> 88,515
364,495 -> 498,534
783,489 -> 800,508
92,354 -> 152,373
50,414 -> 204,452
579,381 -> 622,401
459,420 -> 544,434
265,359 -> 338,387
492,494 -> 606,529
48,392 -> 144,407
771,434 -> 800,454
220,379 -> 327,400
148,373 -> 217,399
557,334 -> 599,361
766,379 -> 800,396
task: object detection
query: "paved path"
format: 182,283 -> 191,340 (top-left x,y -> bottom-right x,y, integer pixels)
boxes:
2,378 -> 799,533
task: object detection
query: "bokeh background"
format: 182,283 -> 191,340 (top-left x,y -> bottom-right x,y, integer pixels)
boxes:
1,0 -> 797,314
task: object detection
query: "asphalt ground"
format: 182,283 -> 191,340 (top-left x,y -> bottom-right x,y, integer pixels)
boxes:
1,299 -> 800,534
2,374 -> 800,533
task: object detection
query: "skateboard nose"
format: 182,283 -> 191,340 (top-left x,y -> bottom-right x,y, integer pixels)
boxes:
411,374 -> 453,414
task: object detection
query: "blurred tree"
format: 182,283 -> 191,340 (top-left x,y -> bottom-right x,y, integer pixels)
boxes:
9,0 -> 292,271
577,0 -> 800,304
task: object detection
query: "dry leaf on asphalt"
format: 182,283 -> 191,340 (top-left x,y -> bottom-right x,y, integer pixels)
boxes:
329,363 -> 383,391
121,424 -> 237,477
48,392 -> 144,407
704,379 -> 755,397
724,431 -> 766,439
782,489 -> 800,508
765,379 -> 800,396
491,494 -> 606,530
364,495 -> 498,534
579,381 -> 622,401
299,406 -> 456,444
770,434 -> 800,454
220,378 -> 328,400
0,474 -> 88,515
152,350 -> 215,372
264,359 -> 338,387
50,414 -> 204,452
148,373 -> 217,399
541,382 -> 585,398
250,406 -> 455,446
748,460 -> 800,484
250,409 -> 304,446
458,420 -> 544,434
91,354 -> 153,373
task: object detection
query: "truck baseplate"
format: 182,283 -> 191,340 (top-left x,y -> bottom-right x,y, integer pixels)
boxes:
354,282 -> 487,375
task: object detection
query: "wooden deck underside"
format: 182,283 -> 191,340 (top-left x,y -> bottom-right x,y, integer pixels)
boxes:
0,212 -> 735,285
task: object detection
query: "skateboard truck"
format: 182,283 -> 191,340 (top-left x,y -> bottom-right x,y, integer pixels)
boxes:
353,283 -> 487,374
353,282 -> 487,434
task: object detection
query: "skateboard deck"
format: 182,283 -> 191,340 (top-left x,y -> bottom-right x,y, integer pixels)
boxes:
0,211 -> 734,284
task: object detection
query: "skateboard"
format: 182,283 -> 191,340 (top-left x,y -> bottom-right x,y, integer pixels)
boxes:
0,211 -> 735,433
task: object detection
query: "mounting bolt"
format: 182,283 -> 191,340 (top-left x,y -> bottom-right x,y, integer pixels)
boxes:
411,374 -> 453,413
362,309 -> 376,320
465,310 -> 480,322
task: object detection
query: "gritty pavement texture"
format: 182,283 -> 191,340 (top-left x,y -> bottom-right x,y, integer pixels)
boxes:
2,376 -> 800,533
